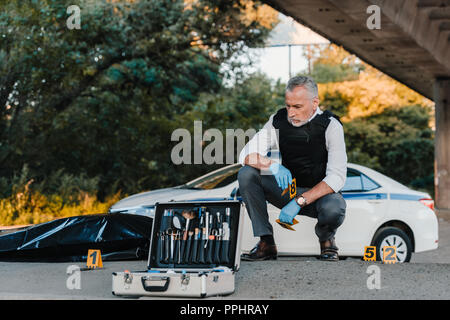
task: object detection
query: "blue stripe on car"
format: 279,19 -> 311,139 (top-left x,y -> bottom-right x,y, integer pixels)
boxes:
342,193 -> 387,200
191,193 -> 423,202
390,193 -> 424,201
342,193 -> 423,201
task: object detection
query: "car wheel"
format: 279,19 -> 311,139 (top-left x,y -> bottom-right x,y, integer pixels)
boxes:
372,227 -> 412,263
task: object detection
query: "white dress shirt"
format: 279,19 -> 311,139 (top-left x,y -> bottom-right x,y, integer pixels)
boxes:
238,108 -> 347,192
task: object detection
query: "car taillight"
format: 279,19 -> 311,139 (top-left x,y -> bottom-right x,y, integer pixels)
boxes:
419,198 -> 434,211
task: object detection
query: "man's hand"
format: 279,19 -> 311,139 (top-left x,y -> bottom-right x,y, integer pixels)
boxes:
279,199 -> 301,224
301,181 -> 334,205
269,162 -> 292,191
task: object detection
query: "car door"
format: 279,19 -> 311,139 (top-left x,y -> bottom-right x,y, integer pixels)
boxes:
240,169 -> 390,256
335,169 -> 390,256
241,199 -> 319,255
240,193 -> 327,255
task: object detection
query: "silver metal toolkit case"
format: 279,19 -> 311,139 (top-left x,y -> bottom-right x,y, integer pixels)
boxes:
112,200 -> 244,298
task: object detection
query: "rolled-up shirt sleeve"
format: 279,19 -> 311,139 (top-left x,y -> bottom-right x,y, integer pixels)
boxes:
323,118 -> 347,192
238,114 -> 277,165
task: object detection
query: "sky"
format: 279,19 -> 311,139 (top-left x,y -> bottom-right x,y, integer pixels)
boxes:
248,13 -> 330,83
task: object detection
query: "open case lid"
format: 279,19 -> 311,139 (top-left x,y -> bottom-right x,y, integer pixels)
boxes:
147,200 -> 243,272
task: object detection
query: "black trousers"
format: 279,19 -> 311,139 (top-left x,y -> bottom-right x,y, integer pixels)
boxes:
238,165 -> 346,243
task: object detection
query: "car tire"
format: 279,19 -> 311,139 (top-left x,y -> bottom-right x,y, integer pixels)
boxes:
372,227 -> 412,263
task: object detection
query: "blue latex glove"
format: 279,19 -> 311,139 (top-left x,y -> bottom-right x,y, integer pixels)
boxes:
279,199 -> 301,224
269,162 -> 292,191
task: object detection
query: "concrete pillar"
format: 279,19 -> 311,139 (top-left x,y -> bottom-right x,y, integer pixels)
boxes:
434,78 -> 450,221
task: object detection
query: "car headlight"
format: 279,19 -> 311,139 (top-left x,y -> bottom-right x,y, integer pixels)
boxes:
134,206 -> 155,217
112,206 -> 155,217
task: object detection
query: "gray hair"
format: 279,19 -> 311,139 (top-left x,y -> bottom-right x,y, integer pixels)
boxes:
286,76 -> 318,99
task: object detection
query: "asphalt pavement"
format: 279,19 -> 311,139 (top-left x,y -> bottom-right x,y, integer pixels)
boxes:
0,219 -> 449,300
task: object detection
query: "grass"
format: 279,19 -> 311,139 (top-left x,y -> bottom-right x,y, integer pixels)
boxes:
0,189 -> 123,226
0,166 -> 125,226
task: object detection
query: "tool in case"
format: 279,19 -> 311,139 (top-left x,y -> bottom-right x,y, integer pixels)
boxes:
112,200 -> 244,298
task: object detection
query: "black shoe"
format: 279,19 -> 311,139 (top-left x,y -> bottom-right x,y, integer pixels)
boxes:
319,238 -> 339,261
241,240 -> 277,261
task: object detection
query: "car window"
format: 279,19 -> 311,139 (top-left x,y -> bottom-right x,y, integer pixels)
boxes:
342,169 -> 380,192
342,171 -> 363,192
361,174 -> 379,190
181,165 -> 241,190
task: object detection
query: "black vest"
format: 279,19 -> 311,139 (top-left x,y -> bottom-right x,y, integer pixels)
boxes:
272,108 -> 341,188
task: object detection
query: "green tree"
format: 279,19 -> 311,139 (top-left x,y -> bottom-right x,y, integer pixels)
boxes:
320,91 -> 350,118
170,72 -> 285,182
344,105 -> 434,196
0,0 -> 277,197
302,44 -> 364,83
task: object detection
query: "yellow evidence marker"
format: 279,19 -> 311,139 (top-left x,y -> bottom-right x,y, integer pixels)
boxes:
382,246 -> 397,264
86,249 -> 103,269
363,246 -> 376,261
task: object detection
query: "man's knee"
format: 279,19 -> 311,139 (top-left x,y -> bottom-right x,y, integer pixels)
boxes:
317,195 -> 346,227
237,165 -> 260,189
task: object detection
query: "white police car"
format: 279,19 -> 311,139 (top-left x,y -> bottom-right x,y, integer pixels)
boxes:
109,163 -> 438,263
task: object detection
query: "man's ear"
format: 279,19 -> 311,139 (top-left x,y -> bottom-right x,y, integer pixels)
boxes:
312,96 -> 320,108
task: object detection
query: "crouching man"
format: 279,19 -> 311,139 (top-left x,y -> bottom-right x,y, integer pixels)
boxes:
238,76 -> 347,262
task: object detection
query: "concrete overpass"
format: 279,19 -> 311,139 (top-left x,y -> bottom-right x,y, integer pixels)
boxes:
264,0 -> 450,219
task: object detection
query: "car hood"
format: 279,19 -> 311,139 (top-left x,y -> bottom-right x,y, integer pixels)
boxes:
109,187 -> 220,212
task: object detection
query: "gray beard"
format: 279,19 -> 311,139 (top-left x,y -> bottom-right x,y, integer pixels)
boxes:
286,107 -> 317,127
287,115 -> 308,127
